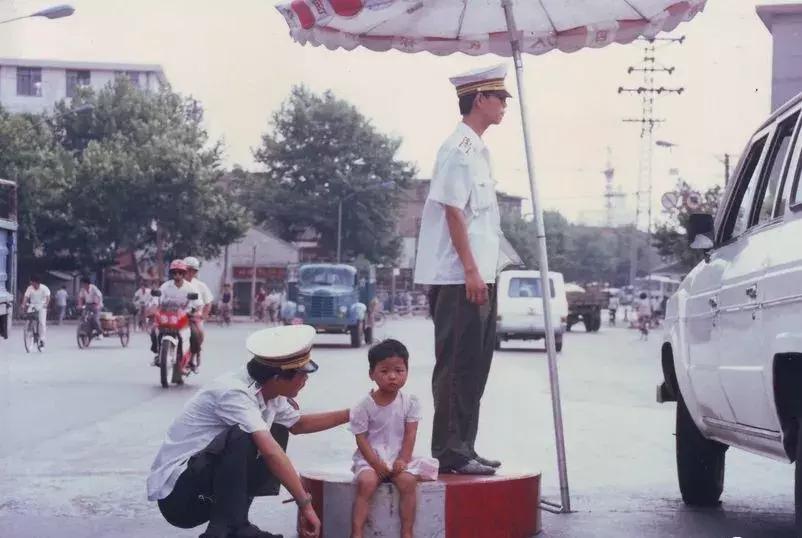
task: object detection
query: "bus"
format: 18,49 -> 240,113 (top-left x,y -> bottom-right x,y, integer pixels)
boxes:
0,179 -> 17,339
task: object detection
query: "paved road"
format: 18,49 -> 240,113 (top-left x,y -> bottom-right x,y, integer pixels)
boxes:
0,319 -> 795,537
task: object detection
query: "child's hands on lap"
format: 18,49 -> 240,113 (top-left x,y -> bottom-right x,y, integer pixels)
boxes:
372,460 -> 393,479
392,458 -> 408,475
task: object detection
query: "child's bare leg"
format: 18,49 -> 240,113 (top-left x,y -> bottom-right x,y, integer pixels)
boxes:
392,472 -> 418,538
352,470 -> 381,538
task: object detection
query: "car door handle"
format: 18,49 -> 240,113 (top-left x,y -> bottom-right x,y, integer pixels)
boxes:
745,285 -> 758,300
708,297 -> 718,309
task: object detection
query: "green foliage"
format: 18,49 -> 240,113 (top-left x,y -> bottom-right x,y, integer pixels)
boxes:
502,211 -> 655,285
652,181 -> 722,270
243,86 -> 416,264
0,77 -> 249,277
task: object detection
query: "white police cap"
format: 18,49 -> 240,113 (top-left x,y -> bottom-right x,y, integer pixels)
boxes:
449,64 -> 512,98
246,324 -> 319,373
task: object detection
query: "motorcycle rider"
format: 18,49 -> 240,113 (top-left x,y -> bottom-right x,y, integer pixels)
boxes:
21,275 -> 51,348
150,260 -> 202,365
78,276 -> 104,340
184,256 -> 213,361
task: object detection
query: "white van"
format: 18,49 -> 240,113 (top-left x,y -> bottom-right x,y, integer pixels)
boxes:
496,270 -> 568,352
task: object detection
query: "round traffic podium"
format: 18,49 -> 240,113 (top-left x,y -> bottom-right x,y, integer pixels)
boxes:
300,471 -> 542,537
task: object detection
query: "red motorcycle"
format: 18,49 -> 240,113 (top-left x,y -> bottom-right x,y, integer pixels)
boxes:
151,289 -> 199,388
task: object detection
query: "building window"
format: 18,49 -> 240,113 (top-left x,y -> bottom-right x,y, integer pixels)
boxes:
16,67 -> 42,96
116,70 -> 142,88
66,69 -> 91,98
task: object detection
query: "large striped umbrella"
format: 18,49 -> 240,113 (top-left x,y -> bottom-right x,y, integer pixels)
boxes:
275,0 -> 707,514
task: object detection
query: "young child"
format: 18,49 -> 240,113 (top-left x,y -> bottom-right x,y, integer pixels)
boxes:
349,339 -> 438,538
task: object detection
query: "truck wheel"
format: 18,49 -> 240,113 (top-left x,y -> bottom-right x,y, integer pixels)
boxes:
350,323 -> 363,348
592,315 -> 602,332
555,335 -> 563,353
584,318 -> 593,332
364,325 -> 374,345
676,393 -> 727,506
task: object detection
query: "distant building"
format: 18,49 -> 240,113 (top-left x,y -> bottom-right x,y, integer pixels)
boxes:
198,227 -> 300,315
758,4 -> 802,112
0,58 -> 167,114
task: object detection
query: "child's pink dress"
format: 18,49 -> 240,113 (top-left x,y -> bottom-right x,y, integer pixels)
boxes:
349,391 -> 439,481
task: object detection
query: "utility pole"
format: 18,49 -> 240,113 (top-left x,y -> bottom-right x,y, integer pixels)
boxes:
724,153 -> 731,185
602,147 -> 625,227
619,36 -> 685,287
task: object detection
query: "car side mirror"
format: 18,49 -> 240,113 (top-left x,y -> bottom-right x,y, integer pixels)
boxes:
687,213 -> 715,250
150,289 -> 162,297
187,292 -> 199,301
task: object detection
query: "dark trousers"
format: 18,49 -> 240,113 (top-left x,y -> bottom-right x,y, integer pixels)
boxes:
158,424 -> 289,529
428,284 -> 497,469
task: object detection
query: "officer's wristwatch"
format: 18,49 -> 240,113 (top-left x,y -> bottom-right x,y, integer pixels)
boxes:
296,494 -> 313,508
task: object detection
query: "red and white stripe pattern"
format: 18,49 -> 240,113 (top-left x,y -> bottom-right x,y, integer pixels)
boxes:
300,471 -> 541,537
275,0 -> 707,57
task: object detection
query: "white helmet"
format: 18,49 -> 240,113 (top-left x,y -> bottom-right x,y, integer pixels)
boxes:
184,256 -> 200,271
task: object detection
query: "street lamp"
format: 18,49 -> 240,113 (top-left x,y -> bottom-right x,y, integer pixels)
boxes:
336,181 -> 395,263
0,4 -> 75,25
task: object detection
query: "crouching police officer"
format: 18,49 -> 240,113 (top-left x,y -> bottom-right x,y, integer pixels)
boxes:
147,325 -> 348,538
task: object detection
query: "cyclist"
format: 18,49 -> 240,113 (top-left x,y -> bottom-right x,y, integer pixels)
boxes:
21,275 -> 50,347
133,283 -> 151,331
78,277 -> 104,339
183,256 -> 213,358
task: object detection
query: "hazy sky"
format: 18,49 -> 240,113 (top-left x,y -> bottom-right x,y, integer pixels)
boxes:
0,0 -> 785,223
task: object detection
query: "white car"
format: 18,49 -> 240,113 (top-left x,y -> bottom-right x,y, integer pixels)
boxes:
657,91 -> 802,531
495,270 -> 568,351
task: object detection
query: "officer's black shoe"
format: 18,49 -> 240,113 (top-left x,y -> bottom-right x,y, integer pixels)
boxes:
473,454 -> 502,468
198,522 -> 231,538
232,522 -> 283,538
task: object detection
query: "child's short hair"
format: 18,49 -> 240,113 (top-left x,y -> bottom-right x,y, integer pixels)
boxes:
368,339 -> 409,370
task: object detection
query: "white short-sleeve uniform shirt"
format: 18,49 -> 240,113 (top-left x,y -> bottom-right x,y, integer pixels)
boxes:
146,366 -> 301,501
414,122 -> 502,285
24,284 -> 51,309
192,279 -> 214,306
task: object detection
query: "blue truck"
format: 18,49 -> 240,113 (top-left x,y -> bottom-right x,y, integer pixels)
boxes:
282,263 -> 375,348
0,179 -> 17,340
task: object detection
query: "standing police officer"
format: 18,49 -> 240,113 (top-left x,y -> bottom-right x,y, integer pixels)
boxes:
147,325 -> 348,538
414,65 -> 512,475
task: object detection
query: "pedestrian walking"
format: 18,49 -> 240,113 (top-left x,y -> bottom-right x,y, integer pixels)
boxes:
55,285 -> 69,325
147,325 -> 348,538
413,64 -> 511,475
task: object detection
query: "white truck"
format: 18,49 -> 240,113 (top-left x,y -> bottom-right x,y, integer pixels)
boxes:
495,270 -> 568,351
657,92 -> 802,532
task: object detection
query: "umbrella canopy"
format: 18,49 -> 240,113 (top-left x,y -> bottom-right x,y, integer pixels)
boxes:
277,0 -> 706,56
275,0 -> 707,517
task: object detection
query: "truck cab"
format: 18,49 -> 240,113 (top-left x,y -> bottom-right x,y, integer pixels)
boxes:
0,179 -> 17,340
283,263 -> 374,348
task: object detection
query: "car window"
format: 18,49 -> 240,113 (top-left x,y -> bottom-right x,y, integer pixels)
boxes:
721,136 -> 767,242
755,112 -> 798,224
508,277 -> 555,298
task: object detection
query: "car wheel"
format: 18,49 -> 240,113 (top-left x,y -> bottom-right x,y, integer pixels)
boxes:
676,393 -> 727,506
795,418 -> 802,534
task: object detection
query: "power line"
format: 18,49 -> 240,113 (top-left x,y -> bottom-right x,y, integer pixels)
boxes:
619,36 -> 685,287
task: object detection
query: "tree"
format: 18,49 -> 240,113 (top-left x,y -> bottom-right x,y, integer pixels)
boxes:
652,181 -> 722,270
245,86 -> 416,263
51,78 -> 248,270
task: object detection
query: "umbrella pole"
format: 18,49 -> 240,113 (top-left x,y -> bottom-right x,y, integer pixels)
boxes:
502,0 -> 571,515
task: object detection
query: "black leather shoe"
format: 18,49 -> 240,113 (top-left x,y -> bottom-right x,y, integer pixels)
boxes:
198,523 -> 231,538
232,523 -> 283,538
474,455 -> 502,468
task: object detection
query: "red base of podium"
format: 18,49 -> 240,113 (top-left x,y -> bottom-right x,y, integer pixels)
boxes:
300,471 -> 542,538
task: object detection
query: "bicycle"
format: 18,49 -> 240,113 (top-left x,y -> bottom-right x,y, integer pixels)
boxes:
23,309 -> 44,353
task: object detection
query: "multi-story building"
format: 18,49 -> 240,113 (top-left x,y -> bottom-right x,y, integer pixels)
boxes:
0,58 -> 167,114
